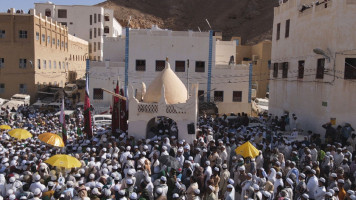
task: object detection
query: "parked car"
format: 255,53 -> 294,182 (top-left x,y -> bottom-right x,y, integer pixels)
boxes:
10,94 -> 30,105
252,98 -> 269,114
93,114 -> 112,126
64,84 -> 78,97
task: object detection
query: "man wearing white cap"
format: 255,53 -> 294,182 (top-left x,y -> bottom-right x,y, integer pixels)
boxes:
29,174 -> 45,193
284,178 -> 294,200
206,185 -> 217,200
273,172 -> 284,195
327,173 -> 338,190
241,173 -> 253,200
225,184 -> 235,200
219,164 -> 230,197
315,178 -> 326,200
307,170 -> 318,200
252,184 -> 261,200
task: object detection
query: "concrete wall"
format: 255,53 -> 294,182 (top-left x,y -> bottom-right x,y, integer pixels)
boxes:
270,0 -> 356,135
89,29 -> 252,115
35,3 -> 122,61
0,11 -> 88,103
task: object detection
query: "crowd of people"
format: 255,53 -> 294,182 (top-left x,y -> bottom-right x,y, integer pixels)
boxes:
0,105 -> 356,200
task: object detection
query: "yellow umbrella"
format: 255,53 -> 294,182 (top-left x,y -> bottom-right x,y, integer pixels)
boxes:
8,128 -> 32,140
0,125 -> 11,130
235,141 -> 260,158
45,154 -> 82,169
38,133 -> 65,147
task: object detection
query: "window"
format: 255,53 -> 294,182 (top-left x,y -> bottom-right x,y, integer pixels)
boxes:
61,41 -> 64,48
175,61 -> 186,72
89,43 -> 92,53
52,38 -> 55,45
0,30 -> 5,38
156,60 -> 165,71
94,28 -> 97,38
63,62 -> 65,70
93,88 -> 103,99
90,15 -> 92,25
45,9 -> 51,17
198,90 -> 204,101
285,19 -> 290,38
276,23 -> 280,40
59,62 -> 61,69
94,42 -> 96,52
298,60 -> 305,79
47,36 -> 50,44
94,14 -> 97,23
233,91 -> 242,102
53,61 -> 56,69
344,58 -> 356,79
98,28 -> 101,36
282,62 -> 288,78
316,58 -> 325,79
42,34 -> 45,42
19,84 -> 27,94
273,63 -> 278,78
90,29 -> 92,39
37,59 -> 41,69
19,30 -> 27,38
58,9 -> 67,18
214,91 -> 224,102
48,60 -> 51,69
57,39 -> 60,46
0,58 -> 4,68
0,84 -> 4,94
36,32 -> 39,40
136,60 -> 146,71
104,26 -> 109,34
19,59 -> 27,69
195,61 -> 205,72
43,60 -> 47,69
98,14 -> 101,22
104,15 -> 110,21
98,42 -> 101,50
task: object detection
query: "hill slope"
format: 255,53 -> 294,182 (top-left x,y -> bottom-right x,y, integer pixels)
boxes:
98,0 -> 277,44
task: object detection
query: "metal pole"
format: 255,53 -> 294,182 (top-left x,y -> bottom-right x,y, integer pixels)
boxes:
187,59 -> 189,98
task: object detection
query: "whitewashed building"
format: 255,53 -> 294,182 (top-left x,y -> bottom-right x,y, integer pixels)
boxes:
89,27 -> 252,115
35,2 -> 122,61
269,0 -> 356,135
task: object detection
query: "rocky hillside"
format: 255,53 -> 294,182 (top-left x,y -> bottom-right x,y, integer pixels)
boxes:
98,0 -> 277,44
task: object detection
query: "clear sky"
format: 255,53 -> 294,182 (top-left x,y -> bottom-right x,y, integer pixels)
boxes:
0,0 -> 105,12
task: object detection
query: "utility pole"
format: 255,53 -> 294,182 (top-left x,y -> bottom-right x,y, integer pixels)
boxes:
187,59 -> 189,98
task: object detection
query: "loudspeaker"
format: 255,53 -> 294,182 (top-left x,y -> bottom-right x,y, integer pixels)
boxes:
187,123 -> 195,134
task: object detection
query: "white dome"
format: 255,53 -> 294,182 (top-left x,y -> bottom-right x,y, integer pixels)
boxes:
143,61 -> 187,104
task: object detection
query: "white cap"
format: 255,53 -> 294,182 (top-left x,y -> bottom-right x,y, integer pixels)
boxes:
34,174 -> 41,181
130,192 -> 138,199
208,185 -> 215,191
34,188 -> 41,196
331,173 -> 337,178
302,193 -> 309,199
160,176 -> 167,182
286,178 -> 293,185
173,193 -> 179,198
156,188 -> 163,194
126,178 -> 133,185
253,184 -> 259,190
194,189 -> 200,194
319,178 -> 326,183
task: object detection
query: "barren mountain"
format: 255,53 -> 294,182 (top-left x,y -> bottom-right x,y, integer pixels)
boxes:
98,0 -> 277,44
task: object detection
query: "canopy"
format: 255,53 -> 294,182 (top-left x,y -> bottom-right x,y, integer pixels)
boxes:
0,125 -> 11,130
8,128 -> 32,140
235,141 -> 260,158
38,132 -> 65,147
45,154 -> 82,168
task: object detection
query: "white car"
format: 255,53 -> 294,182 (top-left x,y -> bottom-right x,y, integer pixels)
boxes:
252,98 -> 269,114
93,114 -> 112,126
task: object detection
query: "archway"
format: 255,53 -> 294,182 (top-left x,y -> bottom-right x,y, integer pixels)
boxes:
146,116 -> 178,139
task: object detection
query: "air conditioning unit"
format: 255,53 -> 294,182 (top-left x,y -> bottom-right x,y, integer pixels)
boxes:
252,55 -> 259,61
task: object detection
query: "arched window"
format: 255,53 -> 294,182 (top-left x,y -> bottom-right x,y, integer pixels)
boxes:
45,9 -> 51,17
104,26 -> 109,34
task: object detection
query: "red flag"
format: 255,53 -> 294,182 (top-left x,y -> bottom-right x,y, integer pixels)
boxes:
84,74 -> 93,138
119,89 -> 128,132
112,81 -> 120,135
